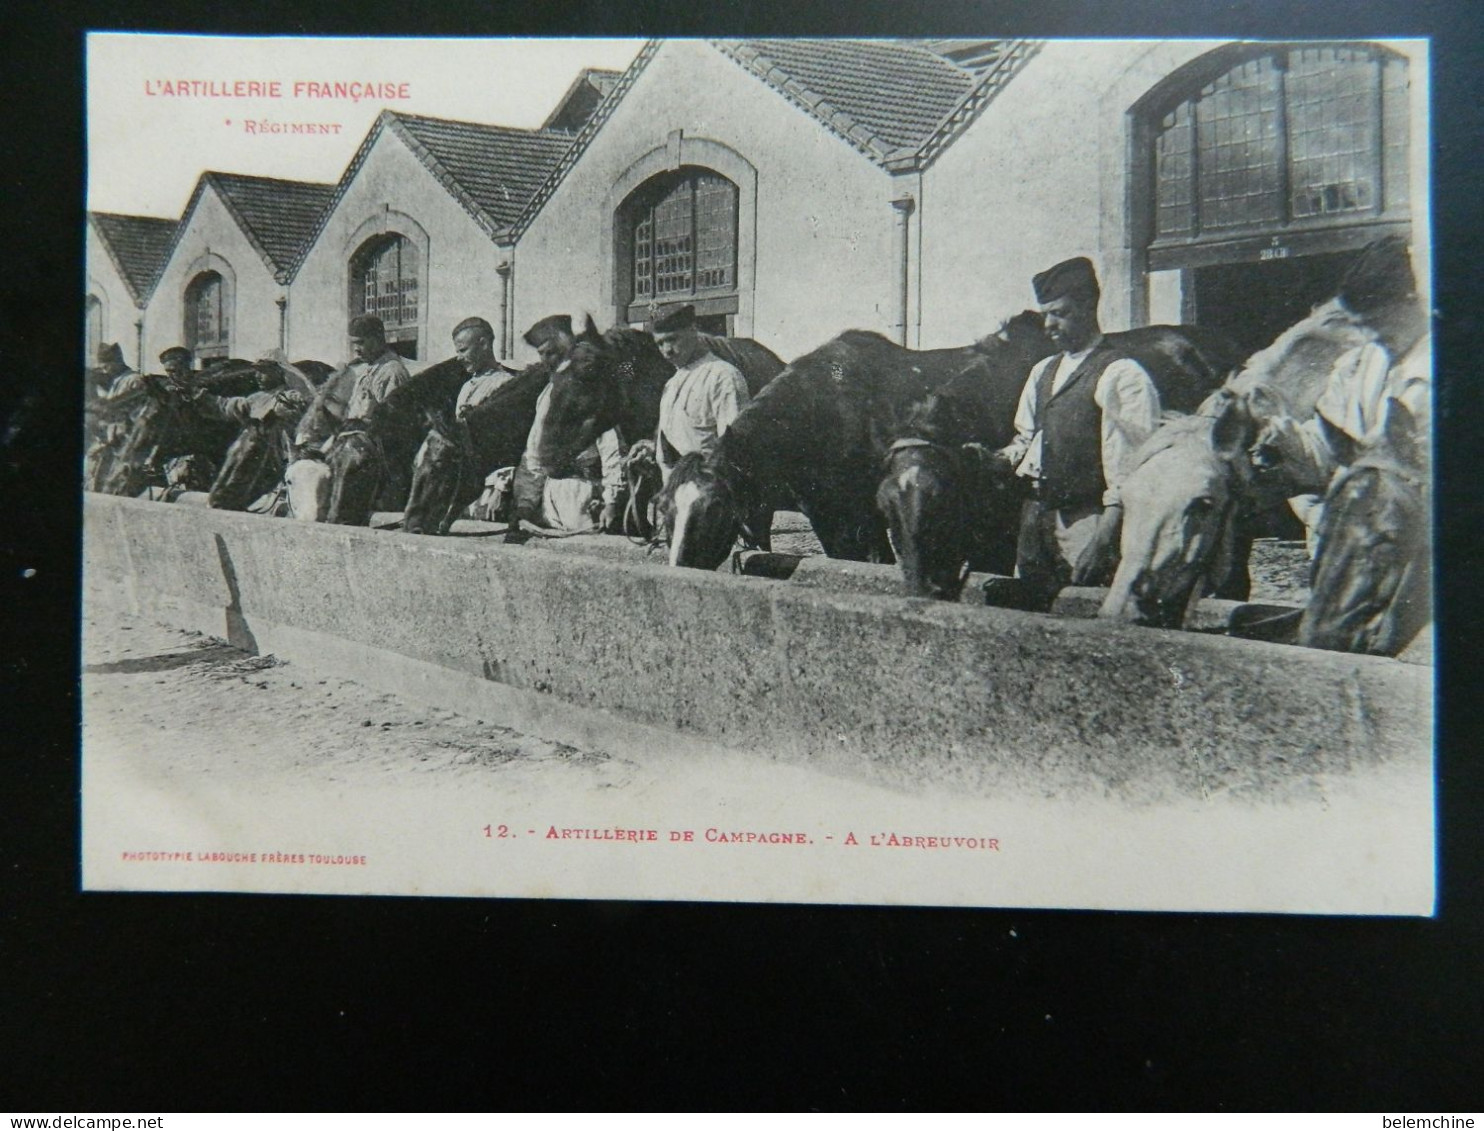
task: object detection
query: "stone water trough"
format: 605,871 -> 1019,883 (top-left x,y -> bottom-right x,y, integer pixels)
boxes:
84,494 -> 1431,802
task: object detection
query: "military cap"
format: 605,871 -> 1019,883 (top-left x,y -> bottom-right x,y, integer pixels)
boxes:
1337,235 -> 1417,318
652,304 -> 697,333
1032,257 -> 1100,306
97,342 -> 126,368
522,314 -> 574,348
159,346 -> 192,364
348,314 -> 386,339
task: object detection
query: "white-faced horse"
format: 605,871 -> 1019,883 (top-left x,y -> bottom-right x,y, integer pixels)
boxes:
1101,299 -> 1377,628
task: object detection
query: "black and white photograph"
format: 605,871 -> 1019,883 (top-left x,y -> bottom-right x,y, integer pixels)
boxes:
81,33 -> 1434,914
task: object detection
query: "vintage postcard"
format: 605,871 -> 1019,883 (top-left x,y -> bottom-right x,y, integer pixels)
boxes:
82,33 -> 1434,913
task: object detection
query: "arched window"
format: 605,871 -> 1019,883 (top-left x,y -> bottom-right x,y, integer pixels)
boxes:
1132,43 -> 1413,353
618,167 -> 739,331
185,271 -> 229,361
1144,44 -> 1410,267
85,294 -> 103,368
350,233 -> 420,360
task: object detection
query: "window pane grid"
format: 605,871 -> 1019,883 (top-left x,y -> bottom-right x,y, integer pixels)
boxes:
628,168 -> 738,307
1155,102 -> 1195,238
653,180 -> 694,297
353,235 -> 419,345
693,174 -> 737,289
633,213 -> 653,299
1150,46 -> 1408,246
1288,47 -> 1377,218
1195,57 -> 1284,231
188,272 -> 228,359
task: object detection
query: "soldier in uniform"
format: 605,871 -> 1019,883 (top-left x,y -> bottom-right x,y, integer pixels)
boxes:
652,303 -> 750,484
995,257 -> 1162,606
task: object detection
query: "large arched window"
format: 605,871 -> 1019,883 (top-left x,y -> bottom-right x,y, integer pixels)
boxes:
185,271 -> 229,361
617,167 -> 739,330
349,233 -> 420,360
1132,43 -> 1413,354
1143,44 -> 1410,268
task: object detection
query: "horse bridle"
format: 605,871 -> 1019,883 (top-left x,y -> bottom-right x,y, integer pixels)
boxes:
881,436 -> 975,589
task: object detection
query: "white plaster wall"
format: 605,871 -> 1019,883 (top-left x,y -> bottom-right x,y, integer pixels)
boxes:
514,40 -> 899,365
145,185 -> 281,366
288,128 -> 507,371
86,223 -> 145,368
920,40 -> 1223,346
922,39 -> 1428,346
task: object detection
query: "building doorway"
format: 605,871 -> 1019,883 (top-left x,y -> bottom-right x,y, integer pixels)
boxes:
1188,249 -> 1360,358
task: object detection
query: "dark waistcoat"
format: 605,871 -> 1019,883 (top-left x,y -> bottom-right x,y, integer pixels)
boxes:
1035,342 -> 1124,510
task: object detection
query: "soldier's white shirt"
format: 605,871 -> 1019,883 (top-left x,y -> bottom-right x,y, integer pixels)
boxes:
656,351 -> 749,480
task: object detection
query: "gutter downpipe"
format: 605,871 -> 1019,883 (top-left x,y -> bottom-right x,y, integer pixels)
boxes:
889,192 -> 916,346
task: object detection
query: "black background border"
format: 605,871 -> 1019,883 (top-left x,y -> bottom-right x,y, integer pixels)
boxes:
5,0 -> 1482,1111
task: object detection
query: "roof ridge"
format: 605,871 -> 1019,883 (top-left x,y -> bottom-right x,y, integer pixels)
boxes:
202,171 -> 290,282
392,109 -> 571,139
894,39 -> 1043,173
508,39 -> 665,242
711,39 -> 914,164
209,170 -> 337,190
383,114 -> 507,240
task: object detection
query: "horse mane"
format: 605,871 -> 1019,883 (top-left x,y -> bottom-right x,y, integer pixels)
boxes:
1125,408 -> 1223,474
1228,296 -> 1376,402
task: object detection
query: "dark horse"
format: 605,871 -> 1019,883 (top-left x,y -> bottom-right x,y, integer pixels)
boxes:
1299,399 -> 1430,656
100,361 -> 260,497
400,321 -> 783,537
655,318 -> 1058,571
206,360 -> 335,512
323,357 -> 470,526
401,361 -> 549,535
879,318 -> 1246,599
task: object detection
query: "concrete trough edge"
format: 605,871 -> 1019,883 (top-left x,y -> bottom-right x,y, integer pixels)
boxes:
84,494 -> 1433,801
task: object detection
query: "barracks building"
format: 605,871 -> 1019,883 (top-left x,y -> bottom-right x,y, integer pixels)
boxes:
86,38 -> 1427,375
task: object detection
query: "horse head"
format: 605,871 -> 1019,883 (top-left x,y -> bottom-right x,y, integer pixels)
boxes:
324,420 -> 386,526
208,422 -> 277,511
549,318 -> 673,457
654,451 -> 753,569
1101,391 -> 1258,628
1299,399 -> 1431,656
875,316 -> 1052,599
403,407 -> 471,535
1230,297 -> 1378,419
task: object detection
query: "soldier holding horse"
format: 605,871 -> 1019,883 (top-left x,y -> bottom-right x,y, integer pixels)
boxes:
992,257 -> 1162,607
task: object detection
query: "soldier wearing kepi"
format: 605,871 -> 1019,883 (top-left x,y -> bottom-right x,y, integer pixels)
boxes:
995,257 -> 1161,606
652,303 -> 750,484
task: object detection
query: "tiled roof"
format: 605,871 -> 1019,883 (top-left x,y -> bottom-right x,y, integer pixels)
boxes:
542,68 -> 624,133
392,113 -> 572,229
715,39 -> 978,160
507,38 -> 1037,240
207,173 -> 337,278
88,212 -> 178,304
288,110 -> 574,278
